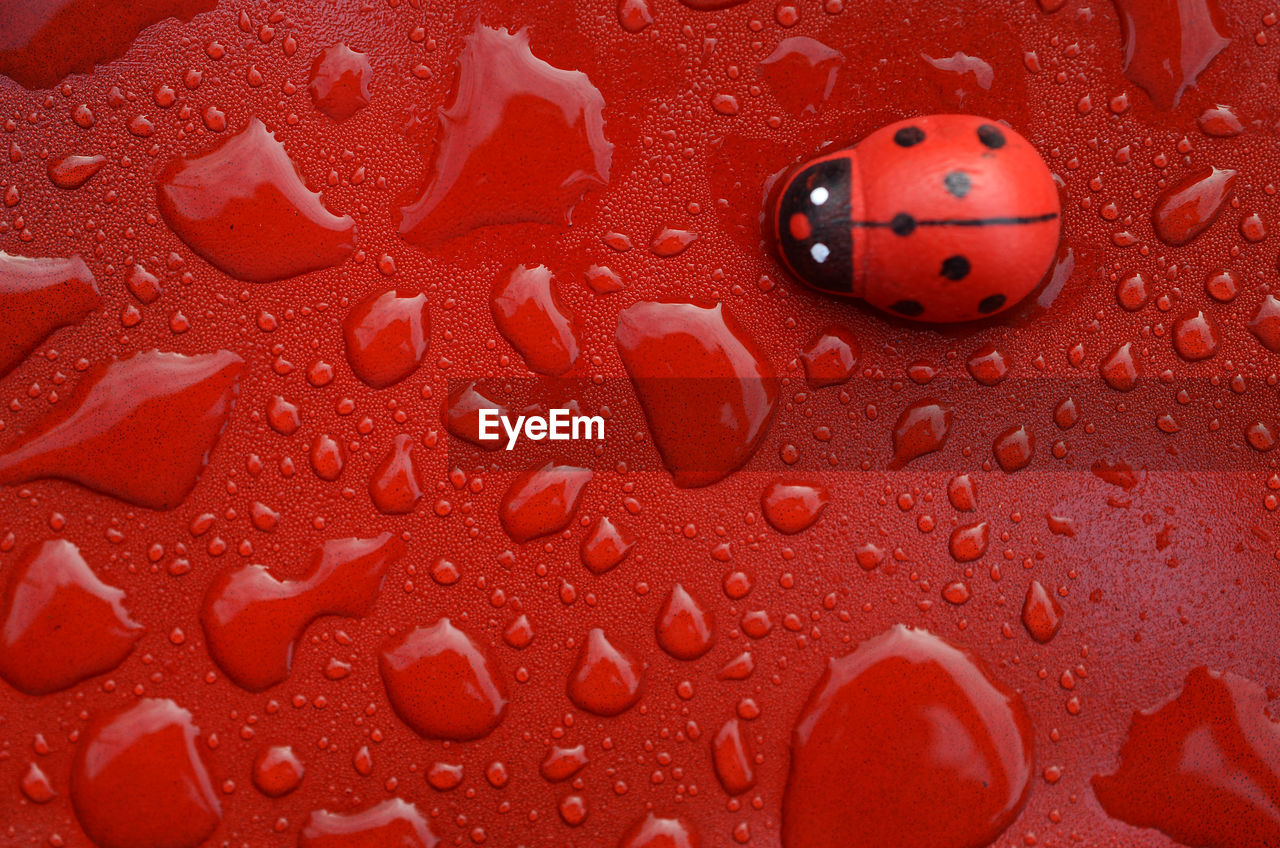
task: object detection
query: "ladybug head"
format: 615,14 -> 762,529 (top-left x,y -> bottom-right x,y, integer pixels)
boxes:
775,156 -> 854,296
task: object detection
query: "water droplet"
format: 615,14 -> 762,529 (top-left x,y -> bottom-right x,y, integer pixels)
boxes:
758,37 -> 844,116
1100,341 -> 1142,391
157,118 -> 356,283
581,516 -> 637,574
343,289 -> 431,389
300,799 -> 439,848
310,44 -> 371,121
380,618 -> 508,740
567,628 -> 643,716
491,265 -> 581,376
0,251 -> 100,378
1021,580 -> 1063,643
949,521 -> 990,562
369,433 -> 427,515
616,301 -> 778,487
1151,166 -> 1236,246
0,539 -> 141,695
993,425 -> 1035,472
397,25 -> 611,247
1172,309 -> 1220,360
656,584 -> 715,660
20,762 -> 56,803
0,0 -> 217,88
1092,667 -> 1280,848
618,813 -> 700,848
253,745 -> 304,797
1111,0 -> 1230,109
799,324 -> 859,388
761,479 -> 830,534
1197,104 -> 1243,136
0,349 -> 243,509
70,699 -> 221,848
712,718 -> 756,795
47,153 -> 106,189
783,626 -> 1032,848
891,400 -> 953,467
500,462 -> 592,543
201,534 -> 403,691
541,744 -> 589,782
444,381 -> 509,449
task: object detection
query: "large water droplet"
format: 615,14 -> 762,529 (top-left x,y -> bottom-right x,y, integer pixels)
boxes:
891,400 -> 953,467
397,25 -> 611,248
253,745 -> 304,797
0,0 -> 217,89
0,349 -> 243,509
369,433 -> 426,515
201,534 -> 403,691
1247,295 -> 1280,353
581,516 -> 637,574
711,717 -> 756,795
1111,0 -> 1230,110
783,626 -> 1033,848
380,618 -> 508,741
0,251 -> 100,378
1021,580 -> 1063,643
618,814 -> 701,848
157,118 -> 355,283
343,289 -> 430,388
309,43 -> 371,121
616,301 -> 778,487
499,462 -> 592,543
761,479 -> 830,534
300,799 -> 439,848
798,324 -> 859,388
1092,666 -> 1280,847
0,539 -> 140,695
656,583 -> 715,660
491,264 -> 581,376
758,37 -> 844,116
567,628 -> 643,716
1151,166 -> 1236,246
70,699 -> 221,848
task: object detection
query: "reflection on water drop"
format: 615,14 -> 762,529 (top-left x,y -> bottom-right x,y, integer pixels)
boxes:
0,251 -> 100,378
380,618 -> 508,741
0,540 -> 141,695
616,301 -> 778,487
70,698 -> 221,848
201,534 -> 402,691
300,798 -> 439,848
1092,666 -> 1280,847
398,25 -> 611,248
783,625 -> 1033,848
157,118 -> 355,283
0,349 -> 242,509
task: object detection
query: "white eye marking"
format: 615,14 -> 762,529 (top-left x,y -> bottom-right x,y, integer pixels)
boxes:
809,186 -> 829,206
810,243 -> 830,263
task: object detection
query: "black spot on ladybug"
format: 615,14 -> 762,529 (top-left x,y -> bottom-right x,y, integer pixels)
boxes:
978,293 -> 1007,314
944,172 -> 971,199
977,124 -> 1006,149
890,299 -> 925,317
890,212 -> 916,236
940,255 -> 971,280
894,126 -> 925,147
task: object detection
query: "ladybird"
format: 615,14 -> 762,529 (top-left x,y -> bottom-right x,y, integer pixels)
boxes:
773,114 -> 1061,323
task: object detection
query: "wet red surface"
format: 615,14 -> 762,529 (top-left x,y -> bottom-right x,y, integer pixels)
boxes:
1,0 -> 1279,846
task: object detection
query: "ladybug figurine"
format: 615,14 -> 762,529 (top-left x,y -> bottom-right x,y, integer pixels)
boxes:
773,114 -> 1061,323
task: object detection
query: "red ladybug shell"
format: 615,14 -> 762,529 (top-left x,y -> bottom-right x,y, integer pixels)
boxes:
774,114 -> 1061,323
